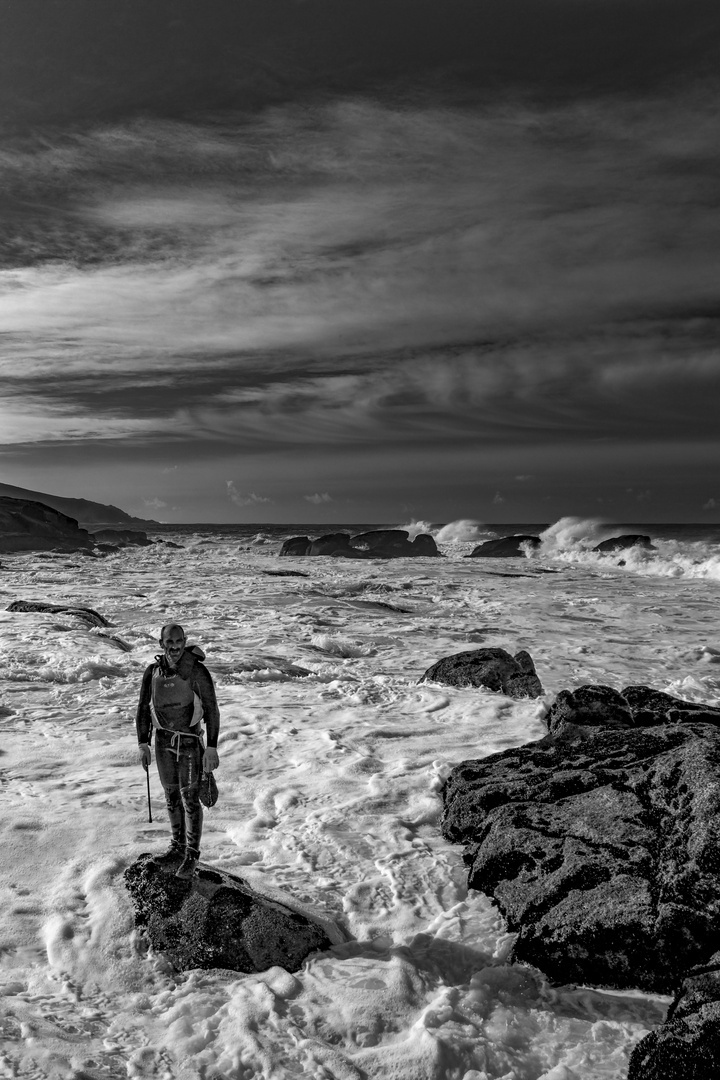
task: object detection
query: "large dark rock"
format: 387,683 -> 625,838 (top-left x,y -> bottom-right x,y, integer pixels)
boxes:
628,954 -> 720,1079
309,532 -> 358,557
0,497 -> 94,553
593,534 -> 655,553
441,687 -> 720,993
349,529 -> 440,557
124,855 -> 338,973
7,599 -> 111,627
281,530 -> 439,558
548,684 -> 720,737
467,535 -> 541,557
420,647 -> 544,698
90,528 -> 152,546
279,536 -> 312,556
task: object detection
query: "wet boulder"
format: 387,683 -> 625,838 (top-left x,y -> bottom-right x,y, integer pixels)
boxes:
91,528 -> 152,546
592,534 -> 655,553
124,855 -> 340,973
467,535 -> 541,558
279,536 -> 312,556
419,647 -> 543,698
308,532 -> 358,557
280,530 -> 439,558
0,497 -> 93,553
349,529 -> 439,557
441,691 -> 720,993
628,954 -> 720,1079
547,684 -> 720,736
7,599 -> 111,627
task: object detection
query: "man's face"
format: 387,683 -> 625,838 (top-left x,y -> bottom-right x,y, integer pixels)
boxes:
161,627 -> 186,666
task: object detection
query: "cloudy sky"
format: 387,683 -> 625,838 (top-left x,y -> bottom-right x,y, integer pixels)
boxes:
1,0 -> 719,523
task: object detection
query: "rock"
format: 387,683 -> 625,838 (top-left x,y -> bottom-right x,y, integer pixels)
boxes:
309,533 -> 358,557
593,534 -> 655,553
0,481 -> 157,529
547,684 -> 720,737
419,647 -> 544,698
123,854 -> 338,973
628,954 -> 720,1079
467,535 -> 541,557
546,685 -> 634,736
441,716 -> 720,993
279,536 -> 312,556
0,497 -> 94,553
7,600 -> 111,627
91,528 -> 152,546
622,685 -> 720,726
262,569 -> 310,577
349,529 -> 439,557
280,530 -> 439,558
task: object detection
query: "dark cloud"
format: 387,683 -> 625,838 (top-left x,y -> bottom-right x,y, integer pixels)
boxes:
2,0 -> 719,132
2,3 -> 719,519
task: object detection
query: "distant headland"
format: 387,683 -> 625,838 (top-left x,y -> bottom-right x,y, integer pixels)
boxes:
0,482 -> 158,530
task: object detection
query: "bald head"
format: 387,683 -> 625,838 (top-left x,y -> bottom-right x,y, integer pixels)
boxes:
160,622 -> 185,643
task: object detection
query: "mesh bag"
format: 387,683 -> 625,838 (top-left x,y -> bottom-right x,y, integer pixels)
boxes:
199,771 -> 219,807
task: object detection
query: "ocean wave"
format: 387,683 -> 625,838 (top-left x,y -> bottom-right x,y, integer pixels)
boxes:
395,518 -> 494,543
310,633 -> 375,658
537,517 -> 720,580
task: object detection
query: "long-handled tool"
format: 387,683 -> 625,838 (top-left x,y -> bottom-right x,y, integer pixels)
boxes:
144,763 -> 153,823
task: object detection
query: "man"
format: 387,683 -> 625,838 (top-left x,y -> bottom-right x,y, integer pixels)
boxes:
136,623 -> 220,879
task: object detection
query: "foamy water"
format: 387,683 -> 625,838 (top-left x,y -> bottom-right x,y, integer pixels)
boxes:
2,518 -> 719,1079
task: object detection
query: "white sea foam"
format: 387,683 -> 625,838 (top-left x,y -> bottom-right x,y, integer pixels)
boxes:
434,519 -> 491,544
2,526 -> 717,1078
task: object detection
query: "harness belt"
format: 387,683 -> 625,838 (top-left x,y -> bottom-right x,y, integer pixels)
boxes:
154,723 -> 206,761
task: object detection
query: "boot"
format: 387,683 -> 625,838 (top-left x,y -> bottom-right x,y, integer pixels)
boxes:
155,841 -> 184,868
175,847 -> 200,880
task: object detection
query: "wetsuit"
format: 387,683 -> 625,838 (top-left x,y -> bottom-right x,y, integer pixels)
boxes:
136,648 -> 220,858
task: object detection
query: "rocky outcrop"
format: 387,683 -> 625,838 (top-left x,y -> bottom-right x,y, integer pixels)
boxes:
7,600 -> 111,627
420,647 -> 544,698
628,954 -> 720,1079
280,529 -> 439,558
441,685 -> 720,994
467,535 -> 541,558
0,497 -> 94,553
593,534 -> 655,553
280,536 -> 312,556
124,855 -> 339,973
0,482 -> 157,529
90,528 -> 152,546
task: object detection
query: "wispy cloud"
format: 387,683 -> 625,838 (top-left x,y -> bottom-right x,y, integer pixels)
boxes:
303,492 -> 333,505
1,92 -> 719,468
226,481 -> 273,507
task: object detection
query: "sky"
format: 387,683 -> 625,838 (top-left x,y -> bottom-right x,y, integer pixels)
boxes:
1,0 -> 719,523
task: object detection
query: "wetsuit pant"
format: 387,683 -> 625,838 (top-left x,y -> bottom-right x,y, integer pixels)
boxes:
155,730 -> 203,856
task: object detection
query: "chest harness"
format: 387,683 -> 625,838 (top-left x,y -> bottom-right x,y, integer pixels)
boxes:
150,653 -> 206,760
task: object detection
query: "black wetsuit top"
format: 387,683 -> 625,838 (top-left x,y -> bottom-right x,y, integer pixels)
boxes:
135,649 -> 220,748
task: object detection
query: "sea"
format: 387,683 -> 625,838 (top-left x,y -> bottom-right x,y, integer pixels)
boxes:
1,515 -> 720,1080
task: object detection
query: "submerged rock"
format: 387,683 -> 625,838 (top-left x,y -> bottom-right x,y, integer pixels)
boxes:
91,528 -> 152,546
124,855 -> 339,973
441,684 -> 720,994
628,954 -> 720,1079
7,599 -> 111,627
593,534 -> 655,553
467,535 -> 541,558
420,647 -> 544,698
0,497 -> 94,553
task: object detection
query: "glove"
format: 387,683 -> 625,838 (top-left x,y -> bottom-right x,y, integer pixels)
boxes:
138,743 -> 152,769
203,747 -> 219,773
